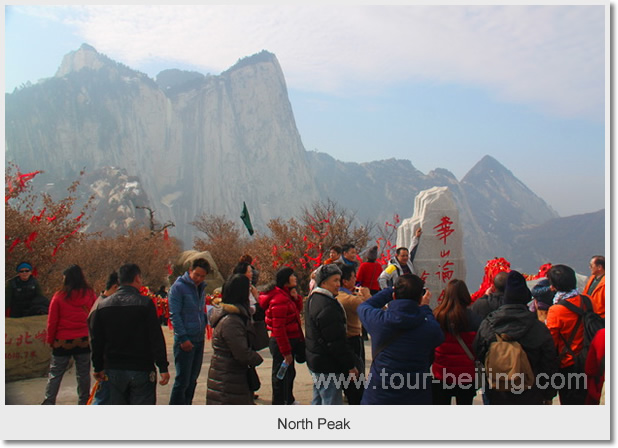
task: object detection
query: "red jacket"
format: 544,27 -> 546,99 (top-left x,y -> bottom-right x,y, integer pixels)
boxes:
585,328 -> 605,405
583,275 -> 605,318
259,287 -> 303,356
46,288 -> 97,343
432,331 -> 477,384
356,261 -> 382,292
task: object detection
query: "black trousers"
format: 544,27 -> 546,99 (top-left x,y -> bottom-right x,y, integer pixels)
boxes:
558,365 -> 588,405
432,381 -> 477,405
269,337 -> 299,405
343,335 -> 365,405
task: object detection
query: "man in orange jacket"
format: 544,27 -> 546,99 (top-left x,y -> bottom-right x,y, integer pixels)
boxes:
546,264 -> 588,405
583,255 -> 605,318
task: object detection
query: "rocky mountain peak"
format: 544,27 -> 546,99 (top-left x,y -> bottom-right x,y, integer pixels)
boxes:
461,154 -> 511,183
55,43 -> 107,77
225,50 -> 278,74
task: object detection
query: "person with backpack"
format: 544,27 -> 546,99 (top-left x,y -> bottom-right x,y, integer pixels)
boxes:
473,270 -> 559,405
546,264 -> 603,405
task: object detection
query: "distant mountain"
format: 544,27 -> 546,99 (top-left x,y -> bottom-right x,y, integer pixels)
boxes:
510,209 -> 605,275
5,44 -> 602,286
461,155 -> 559,234
305,151 -> 571,284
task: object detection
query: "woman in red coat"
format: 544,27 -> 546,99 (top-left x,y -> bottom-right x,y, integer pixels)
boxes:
42,265 -> 97,405
356,246 -> 382,295
258,267 -> 304,405
432,279 -> 482,405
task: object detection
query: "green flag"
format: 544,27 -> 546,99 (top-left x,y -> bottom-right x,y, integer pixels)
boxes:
240,201 -> 254,236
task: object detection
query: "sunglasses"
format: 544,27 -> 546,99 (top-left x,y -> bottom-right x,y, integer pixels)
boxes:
19,269 -> 31,273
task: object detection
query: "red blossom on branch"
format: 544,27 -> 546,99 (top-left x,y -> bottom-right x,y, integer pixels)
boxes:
24,232 -> 38,251
8,238 -> 21,252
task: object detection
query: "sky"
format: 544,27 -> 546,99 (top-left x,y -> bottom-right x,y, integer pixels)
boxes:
4,3 -> 608,217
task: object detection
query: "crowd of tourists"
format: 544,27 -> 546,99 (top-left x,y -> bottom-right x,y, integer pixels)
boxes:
5,235 -> 605,406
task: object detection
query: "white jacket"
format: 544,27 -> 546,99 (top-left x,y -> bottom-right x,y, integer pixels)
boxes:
378,235 -> 420,289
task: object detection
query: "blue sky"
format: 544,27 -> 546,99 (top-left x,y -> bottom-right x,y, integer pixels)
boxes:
4,4 -> 607,217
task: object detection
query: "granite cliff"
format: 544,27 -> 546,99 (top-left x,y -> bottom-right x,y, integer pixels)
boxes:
6,45 -> 599,286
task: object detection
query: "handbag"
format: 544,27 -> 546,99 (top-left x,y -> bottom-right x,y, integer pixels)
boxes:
251,319 -> 270,351
293,338 -> 306,364
247,366 -> 261,391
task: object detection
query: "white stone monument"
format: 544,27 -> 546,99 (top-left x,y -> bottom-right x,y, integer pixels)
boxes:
397,186 -> 466,309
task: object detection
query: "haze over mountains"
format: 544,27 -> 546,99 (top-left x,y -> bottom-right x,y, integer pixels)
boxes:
5,44 -> 604,286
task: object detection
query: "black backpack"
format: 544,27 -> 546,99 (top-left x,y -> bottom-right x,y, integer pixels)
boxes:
557,294 -> 604,372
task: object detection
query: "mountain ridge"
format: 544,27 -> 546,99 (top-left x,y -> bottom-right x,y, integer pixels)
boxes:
5,45 -> 601,286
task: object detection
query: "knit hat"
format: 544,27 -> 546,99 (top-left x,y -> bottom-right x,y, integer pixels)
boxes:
16,262 -> 32,272
531,278 -> 554,310
366,246 -> 379,262
315,264 -> 342,287
503,270 -> 532,305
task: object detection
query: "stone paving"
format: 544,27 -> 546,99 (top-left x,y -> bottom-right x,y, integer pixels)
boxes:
5,326 -> 495,405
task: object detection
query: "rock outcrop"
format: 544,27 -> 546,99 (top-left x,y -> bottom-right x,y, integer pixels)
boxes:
398,187 -> 466,308
6,45 -> 318,245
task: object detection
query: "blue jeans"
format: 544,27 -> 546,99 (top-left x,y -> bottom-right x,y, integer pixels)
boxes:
106,369 -> 156,405
169,338 -> 205,405
310,370 -> 343,405
92,378 -> 110,405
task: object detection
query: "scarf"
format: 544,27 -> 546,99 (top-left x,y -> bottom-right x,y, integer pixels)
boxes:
312,286 -> 334,299
553,288 -> 579,305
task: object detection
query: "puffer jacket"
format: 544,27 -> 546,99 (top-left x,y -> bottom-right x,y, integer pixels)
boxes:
168,272 -> 207,343
46,288 -> 97,343
6,276 -> 46,317
358,288 -> 444,405
473,304 -> 559,404
259,287 -> 303,356
305,288 -> 357,375
432,308 -> 482,384
206,303 -> 263,405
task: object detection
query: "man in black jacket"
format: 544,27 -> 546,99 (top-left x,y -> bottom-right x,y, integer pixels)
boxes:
5,261 -> 48,317
471,271 -> 507,320
89,263 -> 170,404
473,270 -> 558,405
305,264 -> 359,405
